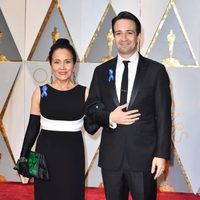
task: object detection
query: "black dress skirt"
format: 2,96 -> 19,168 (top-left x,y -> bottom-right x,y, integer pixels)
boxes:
34,84 -> 86,200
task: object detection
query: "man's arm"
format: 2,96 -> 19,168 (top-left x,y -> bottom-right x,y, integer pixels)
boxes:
85,68 -> 110,127
152,66 -> 172,179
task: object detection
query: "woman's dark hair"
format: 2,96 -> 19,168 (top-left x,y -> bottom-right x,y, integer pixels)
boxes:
112,11 -> 141,36
48,38 -> 77,64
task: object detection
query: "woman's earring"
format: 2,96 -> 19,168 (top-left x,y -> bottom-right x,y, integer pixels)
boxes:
50,73 -> 53,83
73,72 -> 76,84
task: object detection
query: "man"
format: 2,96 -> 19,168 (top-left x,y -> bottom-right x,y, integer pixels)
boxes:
85,11 -> 171,200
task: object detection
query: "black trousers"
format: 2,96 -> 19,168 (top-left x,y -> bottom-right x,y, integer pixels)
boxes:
101,155 -> 157,200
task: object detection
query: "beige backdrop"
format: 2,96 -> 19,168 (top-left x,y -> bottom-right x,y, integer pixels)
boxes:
0,0 -> 200,194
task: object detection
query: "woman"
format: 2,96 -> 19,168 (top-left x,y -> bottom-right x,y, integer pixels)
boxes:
16,38 -> 88,200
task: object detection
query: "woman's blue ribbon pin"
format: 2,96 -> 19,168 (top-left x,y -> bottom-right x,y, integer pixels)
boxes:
108,69 -> 114,82
41,85 -> 48,98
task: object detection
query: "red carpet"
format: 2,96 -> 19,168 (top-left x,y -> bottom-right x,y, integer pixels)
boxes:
0,182 -> 200,200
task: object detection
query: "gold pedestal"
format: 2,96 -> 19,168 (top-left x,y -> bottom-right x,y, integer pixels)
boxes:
158,181 -> 175,192
162,57 -> 181,67
0,54 -> 9,62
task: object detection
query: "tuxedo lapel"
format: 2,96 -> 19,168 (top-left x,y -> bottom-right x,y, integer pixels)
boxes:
128,54 -> 147,109
108,57 -> 120,107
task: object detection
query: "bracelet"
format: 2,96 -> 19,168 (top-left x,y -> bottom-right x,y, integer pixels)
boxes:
18,157 -> 27,163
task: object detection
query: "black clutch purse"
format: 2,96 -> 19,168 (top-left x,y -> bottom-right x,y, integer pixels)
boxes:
84,116 -> 101,135
84,99 -> 105,134
14,151 -> 49,180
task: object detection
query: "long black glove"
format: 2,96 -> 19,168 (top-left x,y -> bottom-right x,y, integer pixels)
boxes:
15,114 -> 40,178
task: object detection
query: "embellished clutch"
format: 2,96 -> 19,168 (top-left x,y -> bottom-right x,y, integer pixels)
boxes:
14,151 -> 49,180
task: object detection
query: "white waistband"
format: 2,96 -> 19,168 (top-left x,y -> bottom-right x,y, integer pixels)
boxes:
40,115 -> 83,132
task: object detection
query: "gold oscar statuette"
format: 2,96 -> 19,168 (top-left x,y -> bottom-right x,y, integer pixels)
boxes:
162,29 -> 181,67
0,31 -> 9,62
51,27 -> 59,44
102,28 -> 114,62
56,0 -> 60,8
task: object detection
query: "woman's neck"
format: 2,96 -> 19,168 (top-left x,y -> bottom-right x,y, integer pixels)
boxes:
51,79 -> 75,90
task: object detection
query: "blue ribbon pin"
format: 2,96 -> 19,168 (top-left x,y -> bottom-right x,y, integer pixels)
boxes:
41,85 -> 48,98
108,69 -> 114,82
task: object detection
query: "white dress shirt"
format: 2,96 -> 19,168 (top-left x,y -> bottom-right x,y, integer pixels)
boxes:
116,52 -> 139,105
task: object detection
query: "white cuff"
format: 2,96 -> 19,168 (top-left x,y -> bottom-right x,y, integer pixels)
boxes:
109,115 -> 117,129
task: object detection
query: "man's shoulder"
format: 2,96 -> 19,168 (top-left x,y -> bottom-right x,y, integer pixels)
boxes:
141,55 -> 166,71
142,55 -> 163,67
95,57 -> 117,71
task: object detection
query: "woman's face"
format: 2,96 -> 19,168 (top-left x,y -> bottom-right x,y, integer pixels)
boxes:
51,48 -> 74,82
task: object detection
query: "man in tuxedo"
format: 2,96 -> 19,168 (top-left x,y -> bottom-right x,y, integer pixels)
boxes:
86,11 -> 171,200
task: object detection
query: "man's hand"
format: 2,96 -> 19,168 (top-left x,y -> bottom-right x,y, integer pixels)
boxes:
110,104 -> 141,125
151,157 -> 166,180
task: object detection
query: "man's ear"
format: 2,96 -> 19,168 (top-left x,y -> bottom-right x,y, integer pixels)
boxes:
137,33 -> 141,44
137,33 -> 141,51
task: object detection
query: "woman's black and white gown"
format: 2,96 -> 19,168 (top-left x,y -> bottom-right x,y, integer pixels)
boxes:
34,84 -> 86,200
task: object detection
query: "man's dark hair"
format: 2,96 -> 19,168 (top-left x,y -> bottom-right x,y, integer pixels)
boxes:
112,11 -> 141,35
48,38 -> 77,64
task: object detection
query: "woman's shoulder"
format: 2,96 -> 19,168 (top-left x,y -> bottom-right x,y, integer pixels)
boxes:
33,86 -> 41,96
33,83 -> 48,100
76,84 -> 88,100
39,83 -> 49,90
77,84 -> 87,90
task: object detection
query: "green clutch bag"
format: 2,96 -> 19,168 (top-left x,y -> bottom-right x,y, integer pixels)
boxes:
14,151 -> 49,180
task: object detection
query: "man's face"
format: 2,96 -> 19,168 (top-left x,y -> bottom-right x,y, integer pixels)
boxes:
113,19 -> 140,58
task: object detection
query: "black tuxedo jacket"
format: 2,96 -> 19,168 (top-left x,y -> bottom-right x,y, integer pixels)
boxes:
87,54 -> 172,171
